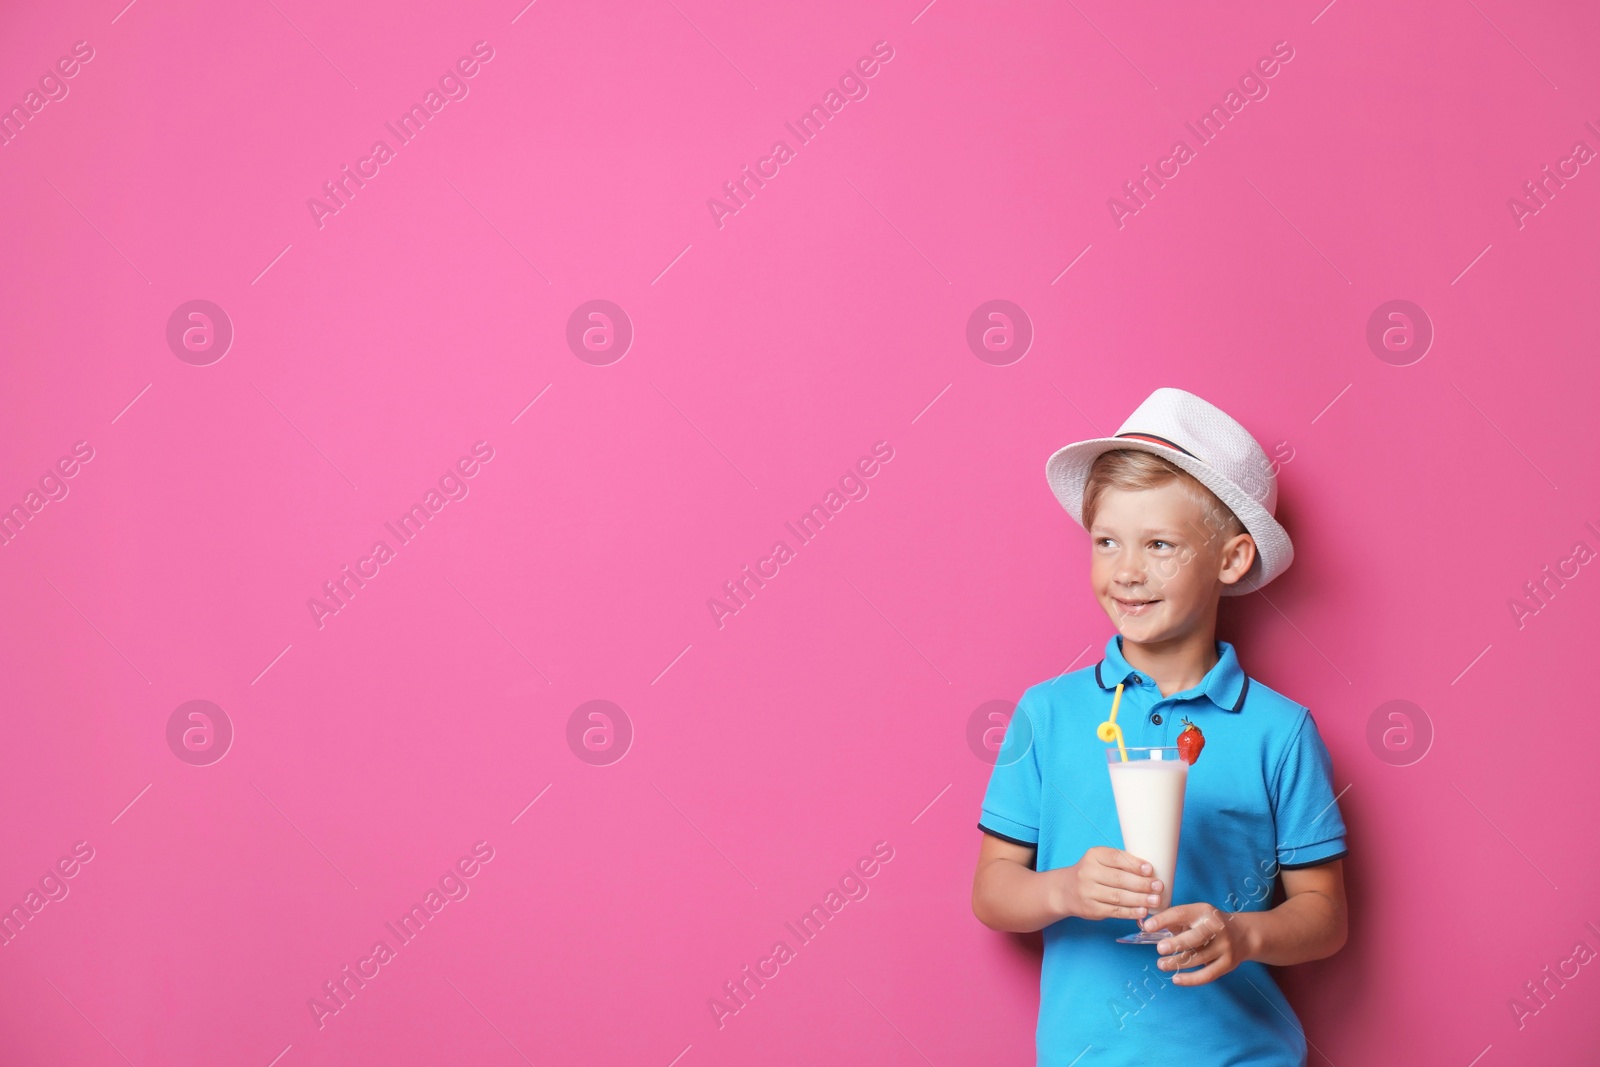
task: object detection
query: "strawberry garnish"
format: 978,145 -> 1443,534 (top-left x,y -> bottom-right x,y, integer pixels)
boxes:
1177,718 -> 1205,765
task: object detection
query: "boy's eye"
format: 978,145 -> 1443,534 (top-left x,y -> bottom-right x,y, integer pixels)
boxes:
1150,540 -> 1172,550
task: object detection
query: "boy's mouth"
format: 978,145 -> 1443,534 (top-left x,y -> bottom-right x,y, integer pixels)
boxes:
1112,596 -> 1160,615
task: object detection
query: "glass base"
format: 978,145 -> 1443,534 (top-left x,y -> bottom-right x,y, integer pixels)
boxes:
1116,926 -> 1173,945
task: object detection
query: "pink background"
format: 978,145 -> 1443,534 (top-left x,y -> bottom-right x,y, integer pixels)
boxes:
2,0 -> 1598,1063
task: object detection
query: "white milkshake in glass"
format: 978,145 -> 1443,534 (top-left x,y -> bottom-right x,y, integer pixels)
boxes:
1106,746 -> 1187,943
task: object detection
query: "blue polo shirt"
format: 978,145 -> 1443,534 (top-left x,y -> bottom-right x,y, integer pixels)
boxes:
979,634 -> 1347,1067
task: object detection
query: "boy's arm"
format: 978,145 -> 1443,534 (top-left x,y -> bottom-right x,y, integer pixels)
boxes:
972,833 -> 1162,934
972,834 -> 1057,932
1237,859 -> 1347,965
1140,859 -> 1347,985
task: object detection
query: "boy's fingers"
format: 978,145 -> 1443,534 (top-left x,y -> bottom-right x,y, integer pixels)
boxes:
1171,953 -> 1231,986
1141,903 -> 1193,932
1099,868 -> 1161,894
1098,887 -> 1159,911
1148,903 -> 1217,934
1156,912 -> 1221,955
1159,935 -> 1217,967
1157,929 -> 1205,956
1106,850 -> 1153,875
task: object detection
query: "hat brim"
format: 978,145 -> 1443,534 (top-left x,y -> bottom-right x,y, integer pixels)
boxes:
1044,437 -> 1293,596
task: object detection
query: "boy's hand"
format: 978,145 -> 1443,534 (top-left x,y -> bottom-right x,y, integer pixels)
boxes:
1144,903 -> 1247,986
1053,846 -> 1163,922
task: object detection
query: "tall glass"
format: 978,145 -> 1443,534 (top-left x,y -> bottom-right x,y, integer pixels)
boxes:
1106,745 -> 1187,944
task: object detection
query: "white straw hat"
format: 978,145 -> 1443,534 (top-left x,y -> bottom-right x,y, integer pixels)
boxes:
1044,387 -> 1293,595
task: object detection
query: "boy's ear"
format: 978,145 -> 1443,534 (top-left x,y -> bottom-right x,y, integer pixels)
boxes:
1217,533 -> 1257,587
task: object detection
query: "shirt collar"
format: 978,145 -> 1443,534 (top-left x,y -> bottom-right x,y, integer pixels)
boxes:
1093,634 -> 1250,712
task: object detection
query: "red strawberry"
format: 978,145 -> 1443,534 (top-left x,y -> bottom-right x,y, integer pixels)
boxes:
1177,718 -> 1205,765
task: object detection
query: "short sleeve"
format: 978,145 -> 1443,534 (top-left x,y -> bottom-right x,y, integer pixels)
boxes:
1271,709 -> 1348,869
977,691 -> 1043,847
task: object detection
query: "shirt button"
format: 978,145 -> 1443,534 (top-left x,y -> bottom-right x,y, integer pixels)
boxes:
1129,674 -> 1142,685
1151,713 -> 1163,725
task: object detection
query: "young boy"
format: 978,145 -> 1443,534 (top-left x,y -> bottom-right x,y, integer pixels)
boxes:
972,388 -> 1348,1066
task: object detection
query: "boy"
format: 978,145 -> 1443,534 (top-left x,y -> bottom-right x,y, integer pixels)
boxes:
971,388 -> 1348,1066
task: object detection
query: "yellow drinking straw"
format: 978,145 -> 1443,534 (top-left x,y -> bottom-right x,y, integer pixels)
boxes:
1096,682 -> 1129,762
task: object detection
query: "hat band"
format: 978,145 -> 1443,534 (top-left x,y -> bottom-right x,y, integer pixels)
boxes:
1113,432 -> 1200,461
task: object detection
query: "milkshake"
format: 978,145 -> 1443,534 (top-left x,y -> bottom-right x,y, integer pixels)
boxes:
1106,746 -> 1187,943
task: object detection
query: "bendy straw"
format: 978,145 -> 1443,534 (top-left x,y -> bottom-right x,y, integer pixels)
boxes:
1095,682 -> 1128,762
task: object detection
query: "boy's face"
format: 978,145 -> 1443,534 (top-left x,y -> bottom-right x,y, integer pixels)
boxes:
1088,481 -> 1255,645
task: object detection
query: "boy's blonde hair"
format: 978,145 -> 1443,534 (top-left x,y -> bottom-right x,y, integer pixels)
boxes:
1082,449 -> 1246,549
